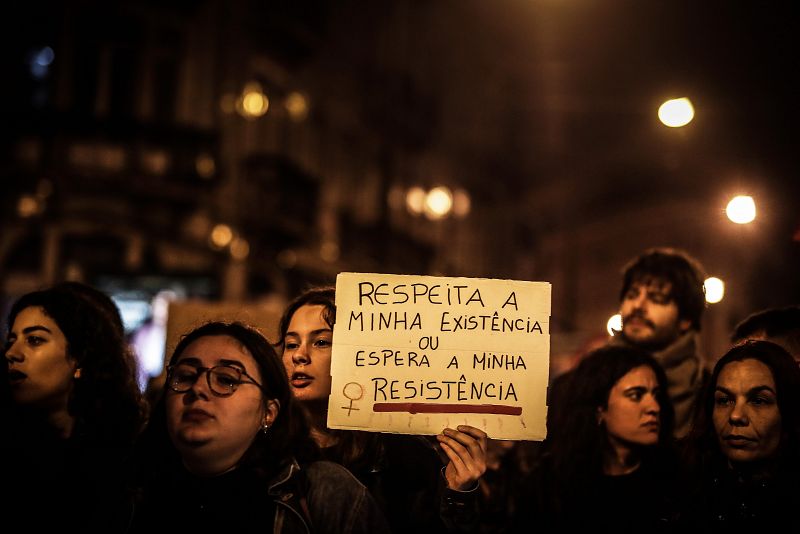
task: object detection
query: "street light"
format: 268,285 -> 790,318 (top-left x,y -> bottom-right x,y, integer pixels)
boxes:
704,277 -> 725,304
607,313 -> 622,336
726,195 -> 756,224
658,97 -> 694,127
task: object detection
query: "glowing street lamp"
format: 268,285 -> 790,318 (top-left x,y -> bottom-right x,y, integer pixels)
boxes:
726,195 -> 756,224
704,277 -> 725,304
607,313 -> 622,336
658,97 -> 694,127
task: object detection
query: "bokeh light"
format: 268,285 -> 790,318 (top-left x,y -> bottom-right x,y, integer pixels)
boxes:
726,195 -> 756,224
658,97 -> 694,127
607,314 -> 622,336
424,186 -> 453,220
704,277 -> 725,304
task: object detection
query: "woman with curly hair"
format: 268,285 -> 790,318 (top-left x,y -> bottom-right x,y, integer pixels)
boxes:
2,283 -> 145,532
512,345 -> 677,532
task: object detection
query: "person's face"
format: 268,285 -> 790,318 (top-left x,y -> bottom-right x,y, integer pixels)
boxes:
600,365 -> 661,448
282,304 -> 333,403
713,358 -> 782,464
620,278 -> 690,350
5,306 -> 77,413
165,335 -> 277,476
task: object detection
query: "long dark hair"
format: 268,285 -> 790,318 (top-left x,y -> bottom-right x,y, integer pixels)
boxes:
277,287 -> 382,472
685,340 -> 800,474
547,345 -> 674,502
138,321 -> 317,479
6,285 -> 144,447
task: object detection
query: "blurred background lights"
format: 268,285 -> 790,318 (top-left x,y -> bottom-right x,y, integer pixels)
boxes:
607,313 -> 622,336
237,82 -> 269,118
229,237 -> 250,260
726,195 -> 756,224
285,91 -> 309,121
405,186 -> 426,215
195,153 -> 216,179
209,223 -> 234,248
29,46 -> 54,79
17,194 -> 40,218
704,277 -> 725,304
452,188 -> 471,218
320,241 -> 340,262
658,97 -> 694,127
424,186 -> 454,220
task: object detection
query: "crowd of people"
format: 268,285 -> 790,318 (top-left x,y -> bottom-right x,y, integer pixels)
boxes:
2,247 -> 799,533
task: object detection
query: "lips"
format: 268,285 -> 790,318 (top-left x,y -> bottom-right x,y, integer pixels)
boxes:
724,435 -> 756,446
7,369 -> 27,385
182,408 -> 214,422
641,420 -> 660,431
291,372 -> 313,388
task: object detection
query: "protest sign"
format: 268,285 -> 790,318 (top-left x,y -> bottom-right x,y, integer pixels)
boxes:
328,272 -> 551,440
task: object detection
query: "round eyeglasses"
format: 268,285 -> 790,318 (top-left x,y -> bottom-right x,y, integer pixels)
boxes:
167,362 -> 263,397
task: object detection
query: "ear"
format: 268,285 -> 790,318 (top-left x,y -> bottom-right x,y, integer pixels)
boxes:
678,318 -> 691,333
263,398 -> 280,427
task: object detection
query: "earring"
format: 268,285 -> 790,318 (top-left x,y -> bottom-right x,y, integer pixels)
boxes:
74,368 -> 82,379
261,422 -> 271,434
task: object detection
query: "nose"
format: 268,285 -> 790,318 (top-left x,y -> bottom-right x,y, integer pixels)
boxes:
729,401 -> 748,426
185,369 -> 212,400
5,339 -> 22,363
291,341 -> 310,365
643,393 -> 660,415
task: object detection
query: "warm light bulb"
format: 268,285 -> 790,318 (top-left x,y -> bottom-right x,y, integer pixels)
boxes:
658,97 -> 694,127
607,314 -> 622,336
726,195 -> 756,224
704,277 -> 725,304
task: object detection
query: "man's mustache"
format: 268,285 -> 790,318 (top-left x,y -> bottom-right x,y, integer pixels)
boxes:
623,311 -> 655,329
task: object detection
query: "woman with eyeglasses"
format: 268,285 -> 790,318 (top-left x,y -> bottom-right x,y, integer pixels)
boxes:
2,284 -> 145,533
279,287 -> 487,532
130,321 -> 388,533
678,340 -> 800,530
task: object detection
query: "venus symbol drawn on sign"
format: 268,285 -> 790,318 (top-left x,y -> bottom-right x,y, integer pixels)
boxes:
342,382 -> 364,416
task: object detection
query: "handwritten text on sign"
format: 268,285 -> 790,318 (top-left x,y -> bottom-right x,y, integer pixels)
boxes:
327,273 -> 551,440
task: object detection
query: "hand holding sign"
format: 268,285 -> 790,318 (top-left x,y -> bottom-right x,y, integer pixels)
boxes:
437,425 -> 488,491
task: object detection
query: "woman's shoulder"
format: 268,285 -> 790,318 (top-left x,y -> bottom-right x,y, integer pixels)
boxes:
301,460 -> 390,533
304,459 -> 366,487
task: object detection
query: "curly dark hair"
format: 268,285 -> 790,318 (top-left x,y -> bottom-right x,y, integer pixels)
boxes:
619,247 -> 707,331
6,285 -> 144,447
685,340 -> 800,473
547,345 -> 674,506
138,321 -> 317,478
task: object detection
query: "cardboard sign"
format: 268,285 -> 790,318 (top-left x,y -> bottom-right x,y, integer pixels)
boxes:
327,273 -> 551,440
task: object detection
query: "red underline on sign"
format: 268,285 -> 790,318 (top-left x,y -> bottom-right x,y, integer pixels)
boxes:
372,403 -> 522,415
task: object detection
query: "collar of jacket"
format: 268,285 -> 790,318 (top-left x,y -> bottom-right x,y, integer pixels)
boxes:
267,458 -> 313,533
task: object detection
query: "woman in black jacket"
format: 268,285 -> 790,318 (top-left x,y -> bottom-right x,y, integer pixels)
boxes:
512,345 -> 677,532
679,340 -> 800,530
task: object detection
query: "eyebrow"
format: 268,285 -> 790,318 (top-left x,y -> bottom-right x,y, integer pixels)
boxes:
286,328 -> 333,337
176,357 -> 246,370
21,325 -> 53,335
715,385 -> 777,396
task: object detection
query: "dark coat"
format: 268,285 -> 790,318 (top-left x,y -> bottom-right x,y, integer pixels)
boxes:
130,458 -> 389,534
